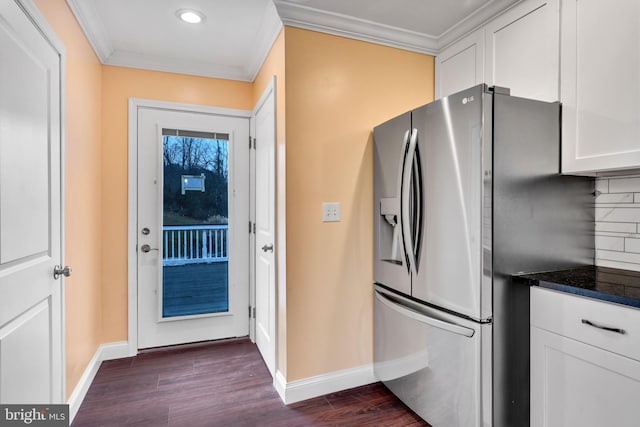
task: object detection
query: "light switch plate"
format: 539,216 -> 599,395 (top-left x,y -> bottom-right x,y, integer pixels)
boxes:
322,202 -> 341,222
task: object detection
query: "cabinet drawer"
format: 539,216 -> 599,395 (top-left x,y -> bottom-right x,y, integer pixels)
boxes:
531,287 -> 640,361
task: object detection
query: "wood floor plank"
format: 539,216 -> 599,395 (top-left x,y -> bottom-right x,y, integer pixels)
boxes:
72,338 -> 429,427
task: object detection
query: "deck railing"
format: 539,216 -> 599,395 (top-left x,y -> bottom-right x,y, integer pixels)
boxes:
163,225 -> 228,266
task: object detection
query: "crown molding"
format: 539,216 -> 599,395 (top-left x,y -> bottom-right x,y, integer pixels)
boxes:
66,0 -> 281,82
102,4 -> 282,83
274,0 -> 439,55
436,0 -> 521,49
274,0 -> 522,54
66,0 -> 113,62
105,50 -> 254,81
66,0 -> 522,81
246,0 -> 284,81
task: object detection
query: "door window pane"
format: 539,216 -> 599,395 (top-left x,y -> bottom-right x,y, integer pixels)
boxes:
161,133 -> 229,317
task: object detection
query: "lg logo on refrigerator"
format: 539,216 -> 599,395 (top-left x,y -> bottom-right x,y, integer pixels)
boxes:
462,96 -> 475,105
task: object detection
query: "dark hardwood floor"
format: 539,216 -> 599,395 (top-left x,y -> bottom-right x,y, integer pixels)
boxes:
72,338 -> 428,426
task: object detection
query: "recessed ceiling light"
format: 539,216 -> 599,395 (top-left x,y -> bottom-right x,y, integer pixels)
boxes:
176,9 -> 205,24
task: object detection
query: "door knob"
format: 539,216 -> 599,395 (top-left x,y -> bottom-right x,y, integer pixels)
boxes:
53,265 -> 72,280
140,244 -> 158,253
261,244 -> 274,253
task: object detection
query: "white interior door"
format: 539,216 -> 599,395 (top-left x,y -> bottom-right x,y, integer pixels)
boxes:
0,0 -> 64,403
253,82 -> 276,375
137,106 -> 249,349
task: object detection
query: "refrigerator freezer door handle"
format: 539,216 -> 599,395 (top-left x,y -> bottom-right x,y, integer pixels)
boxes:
401,128 -> 419,276
375,290 -> 475,338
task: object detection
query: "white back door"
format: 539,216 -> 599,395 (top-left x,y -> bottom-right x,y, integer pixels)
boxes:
0,0 -> 64,403
136,106 -> 249,349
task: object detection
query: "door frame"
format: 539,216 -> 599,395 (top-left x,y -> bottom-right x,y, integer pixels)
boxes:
8,0 -> 68,401
127,99 -> 252,355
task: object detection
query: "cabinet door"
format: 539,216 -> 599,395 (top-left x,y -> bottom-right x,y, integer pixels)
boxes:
561,0 -> 640,173
485,0 -> 559,102
531,326 -> 640,427
435,29 -> 484,99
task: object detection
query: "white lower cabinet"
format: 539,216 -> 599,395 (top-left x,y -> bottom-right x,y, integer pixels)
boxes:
531,326 -> 640,427
530,287 -> 640,426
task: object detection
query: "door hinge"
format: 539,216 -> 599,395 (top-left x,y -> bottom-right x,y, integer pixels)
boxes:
249,305 -> 252,318
249,306 -> 256,319
249,221 -> 252,233
252,307 -> 256,319
252,137 -> 256,149
249,137 -> 256,149
252,222 -> 256,234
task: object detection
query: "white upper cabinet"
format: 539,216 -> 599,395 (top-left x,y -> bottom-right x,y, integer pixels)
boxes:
561,0 -> 640,174
435,29 -> 484,99
435,0 -> 559,101
435,0 -> 640,173
485,0 -> 559,102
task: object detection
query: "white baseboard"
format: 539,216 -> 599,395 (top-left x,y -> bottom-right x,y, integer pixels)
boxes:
274,364 -> 376,405
99,340 -> 130,361
67,341 -> 130,423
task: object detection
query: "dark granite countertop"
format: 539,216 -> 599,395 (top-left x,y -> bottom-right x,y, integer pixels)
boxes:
514,266 -> 640,309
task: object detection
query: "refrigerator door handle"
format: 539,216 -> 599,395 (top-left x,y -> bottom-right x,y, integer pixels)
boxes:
401,128 -> 419,276
396,129 -> 411,192
390,130 -> 411,263
375,289 -> 475,338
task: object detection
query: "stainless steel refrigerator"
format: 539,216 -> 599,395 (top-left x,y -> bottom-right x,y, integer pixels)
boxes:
373,84 -> 594,427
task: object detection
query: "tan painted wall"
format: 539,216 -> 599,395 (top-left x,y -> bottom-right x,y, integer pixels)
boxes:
100,67 -> 253,342
283,27 -> 434,381
253,30 -> 285,108
252,30 -> 288,375
33,0 -> 104,398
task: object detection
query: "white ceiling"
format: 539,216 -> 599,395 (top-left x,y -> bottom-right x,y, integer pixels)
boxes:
67,0 -> 520,82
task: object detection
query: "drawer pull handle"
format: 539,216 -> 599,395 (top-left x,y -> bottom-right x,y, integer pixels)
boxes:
581,319 -> 626,335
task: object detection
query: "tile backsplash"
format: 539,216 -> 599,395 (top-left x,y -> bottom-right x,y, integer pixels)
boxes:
595,175 -> 640,272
